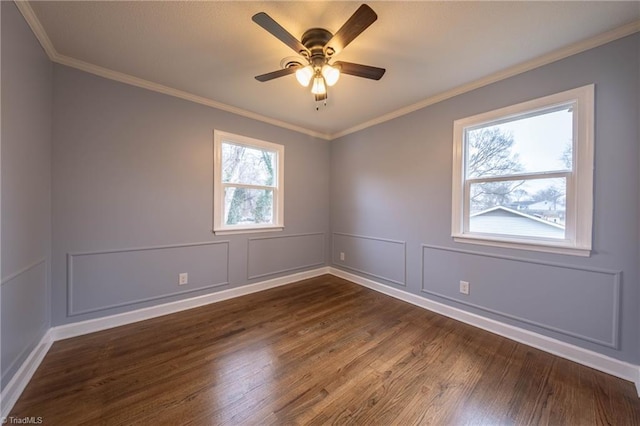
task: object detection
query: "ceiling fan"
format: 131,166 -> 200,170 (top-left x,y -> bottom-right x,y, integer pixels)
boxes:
252,4 -> 386,106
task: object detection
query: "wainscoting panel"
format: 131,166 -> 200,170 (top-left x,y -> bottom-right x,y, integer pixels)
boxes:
68,241 -> 229,316
421,245 -> 620,348
333,233 -> 406,286
247,233 -> 325,280
1,259 -> 48,388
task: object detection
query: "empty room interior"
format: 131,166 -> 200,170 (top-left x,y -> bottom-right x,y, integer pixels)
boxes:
2,1 -> 640,424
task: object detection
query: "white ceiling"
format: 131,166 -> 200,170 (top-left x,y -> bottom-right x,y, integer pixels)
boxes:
22,1 -> 640,139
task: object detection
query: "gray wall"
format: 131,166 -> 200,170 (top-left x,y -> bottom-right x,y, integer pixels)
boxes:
331,34 -> 640,363
637,38 -> 640,364
1,2 -> 52,389
51,65 -> 330,325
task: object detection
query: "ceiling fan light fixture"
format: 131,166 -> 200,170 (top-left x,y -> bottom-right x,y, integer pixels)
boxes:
295,65 -> 314,87
253,5 -> 385,106
321,64 -> 340,86
311,75 -> 327,95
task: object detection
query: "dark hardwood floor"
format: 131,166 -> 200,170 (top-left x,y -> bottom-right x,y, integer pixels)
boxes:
10,274 -> 640,425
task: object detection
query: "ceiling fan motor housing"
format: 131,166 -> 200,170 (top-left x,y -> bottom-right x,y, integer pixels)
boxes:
252,4 -> 385,93
301,28 -> 333,66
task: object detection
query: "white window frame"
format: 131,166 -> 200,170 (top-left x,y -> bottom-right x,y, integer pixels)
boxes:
451,85 -> 594,256
213,130 -> 284,235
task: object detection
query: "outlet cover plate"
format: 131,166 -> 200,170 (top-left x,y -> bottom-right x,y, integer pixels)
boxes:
179,273 -> 188,285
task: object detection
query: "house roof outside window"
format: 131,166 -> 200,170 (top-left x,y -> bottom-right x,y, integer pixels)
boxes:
470,206 -> 566,239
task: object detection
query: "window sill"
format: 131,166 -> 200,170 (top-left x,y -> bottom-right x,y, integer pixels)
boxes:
213,226 -> 284,236
452,234 -> 591,257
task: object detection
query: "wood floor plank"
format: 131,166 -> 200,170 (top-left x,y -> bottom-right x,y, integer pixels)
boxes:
9,274 -> 640,425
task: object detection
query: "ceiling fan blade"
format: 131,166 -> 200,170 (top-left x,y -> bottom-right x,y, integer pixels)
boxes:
333,61 -> 385,80
325,4 -> 377,56
252,12 -> 309,56
255,67 -> 299,82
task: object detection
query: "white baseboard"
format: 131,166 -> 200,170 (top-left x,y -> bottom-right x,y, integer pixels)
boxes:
2,267 -> 330,416
52,267 -> 331,341
329,267 -> 640,393
0,330 -> 53,418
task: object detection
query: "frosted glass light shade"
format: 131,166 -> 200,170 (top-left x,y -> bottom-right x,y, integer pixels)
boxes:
311,76 -> 327,95
321,64 -> 340,86
295,65 -> 314,87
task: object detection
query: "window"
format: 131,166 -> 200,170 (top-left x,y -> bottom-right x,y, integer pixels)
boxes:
213,130 -> 284,235
451,85 -> 594,256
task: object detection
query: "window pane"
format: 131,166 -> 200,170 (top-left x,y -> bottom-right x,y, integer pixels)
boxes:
466,106 -> 573,179
224,187 -> 273,225
469,177 -> 566,239
222,142 -> 276,186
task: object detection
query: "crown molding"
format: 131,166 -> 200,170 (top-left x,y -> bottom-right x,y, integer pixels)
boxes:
14,0 -> 56,60
13,0 -> 332,141
15,1 -> 639,141
52,54 -> 332,140
329,19 -> 640,140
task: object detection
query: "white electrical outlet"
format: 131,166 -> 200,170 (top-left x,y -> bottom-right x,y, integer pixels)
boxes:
340,252 -> 345,261
179,273 -> 188,285
459,280 -> 470,295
